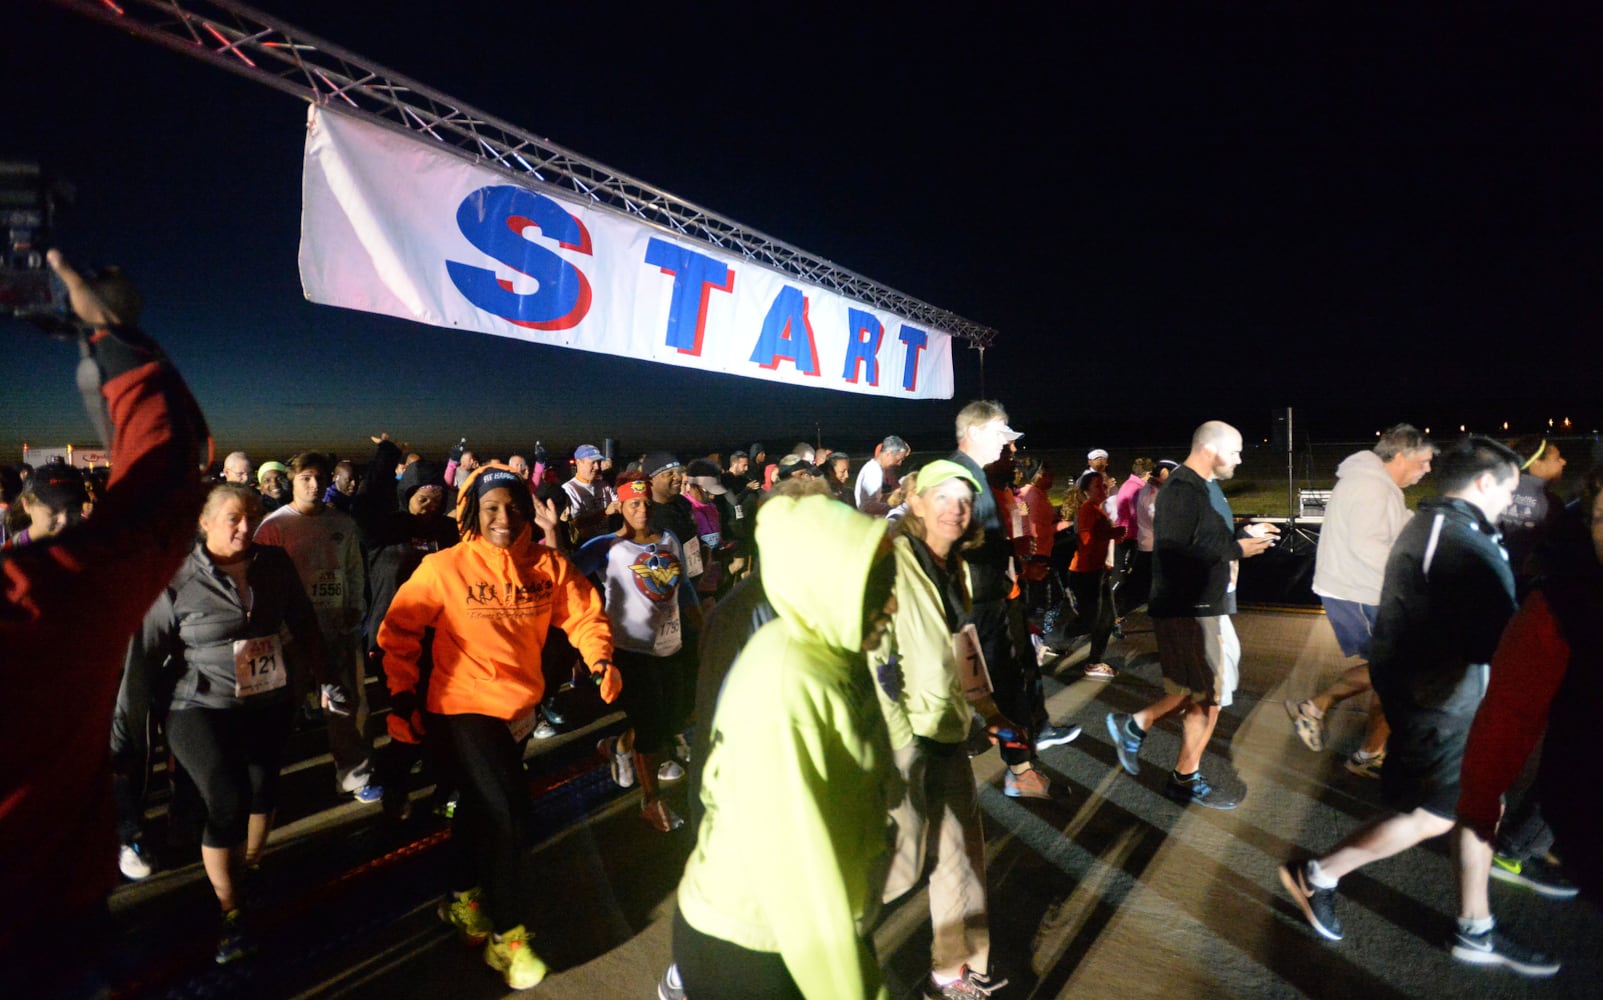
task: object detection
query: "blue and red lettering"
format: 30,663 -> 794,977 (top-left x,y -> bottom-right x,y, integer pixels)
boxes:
842,308 -> 884,386
644,238 -> 734,356
446,185 -> 593,331
898,325 -> 928,392
749,286 -> 821,376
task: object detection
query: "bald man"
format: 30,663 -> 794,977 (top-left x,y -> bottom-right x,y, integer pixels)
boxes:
1105,421 -> 1277,809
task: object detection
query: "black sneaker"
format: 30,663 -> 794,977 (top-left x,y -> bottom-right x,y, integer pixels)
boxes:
215,908 -> 254,964
1489,853 -> 1579,900
965,966 -> 1009,995
1450,926 -> 1561,977
1035,723 -> 1082,750
922,973 -> 989,999
1278,862 -> 1343,941
1106,713 -> 1143,775
1165,772 -> 1240,810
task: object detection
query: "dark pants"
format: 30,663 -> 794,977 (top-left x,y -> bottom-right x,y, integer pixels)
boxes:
970,598 -> 1042,766
1067,569 -> 1116,662
1494,732 -> 1555,860
1113,544 -> 1151,617
165,703 -> 294,848
672,908 -> 804,1000
615,646 -> 695,755
430,712 -> 536,933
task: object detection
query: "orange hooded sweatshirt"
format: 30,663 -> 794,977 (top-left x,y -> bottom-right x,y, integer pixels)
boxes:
378,527 -> 613,720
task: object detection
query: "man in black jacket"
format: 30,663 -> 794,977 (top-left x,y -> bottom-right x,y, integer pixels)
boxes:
1106,421 -> 1276,810
1277,438 -> 1559,976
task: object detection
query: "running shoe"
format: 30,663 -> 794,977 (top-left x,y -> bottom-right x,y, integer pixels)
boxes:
1165,772 -> 1240,810
922,973 -> 988,999
434,794 -> 458,820
215,908 -> 253,965
641,799 -> 685,832
598,737 -> 636,788
1450,925 -> 1560,976
1003,767 -> 1054,800
541,699 -> 566,726
1279,861 -> 1343,941
1343,750 -> 1385,780
658,962 -> 687,1000
1489,853 -> 1580,899
965,966 -> 1010,996
483,925 -> 548,989
532,718 -> 559,740
438,887 -> 493,947
1283,699 -> 1326,752
658,759 -> 685,782
119,843 -> 154,881
1035,724 -> 1082,750
353,783 -> 384,804
1106,712 -> 1143,776
1083,662 -> 1117,680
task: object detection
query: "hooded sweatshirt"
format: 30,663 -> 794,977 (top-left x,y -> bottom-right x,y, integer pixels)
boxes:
1312,449 -> 1411,605
677,495 -> 896,1000
871,533 -> 974,748
378,527 -> 613,720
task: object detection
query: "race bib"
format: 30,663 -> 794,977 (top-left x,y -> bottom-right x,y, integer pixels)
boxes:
233,634 -> 287,698
507,708 -> 538,743
652,609 -> 683,656
953,624 -> 993,702
309,570 -> 344,609
1009,502 -> 1025,540
682,537 -> 705,577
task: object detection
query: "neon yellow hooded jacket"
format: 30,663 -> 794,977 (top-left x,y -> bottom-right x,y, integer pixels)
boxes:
677,494 -> 897,1000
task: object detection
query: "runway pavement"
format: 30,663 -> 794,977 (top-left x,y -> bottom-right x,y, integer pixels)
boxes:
107,608 -> 1602,999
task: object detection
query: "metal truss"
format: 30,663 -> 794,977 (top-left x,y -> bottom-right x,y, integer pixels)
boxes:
51,0 -> 998,348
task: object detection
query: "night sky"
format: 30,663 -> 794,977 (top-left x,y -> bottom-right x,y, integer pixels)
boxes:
8,3 -> 1601,465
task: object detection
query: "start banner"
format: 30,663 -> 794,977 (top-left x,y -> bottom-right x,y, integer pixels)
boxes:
299,107 -> 954,399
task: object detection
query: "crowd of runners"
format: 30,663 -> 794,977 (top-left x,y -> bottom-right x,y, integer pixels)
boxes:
3,255 -> 1600,998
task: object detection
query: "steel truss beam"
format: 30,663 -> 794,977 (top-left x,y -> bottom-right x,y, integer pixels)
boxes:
51,0 -> 998,348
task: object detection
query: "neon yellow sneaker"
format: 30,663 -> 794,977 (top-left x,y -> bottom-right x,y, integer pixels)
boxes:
484,925 -> 547,989
437,887 -> 493,947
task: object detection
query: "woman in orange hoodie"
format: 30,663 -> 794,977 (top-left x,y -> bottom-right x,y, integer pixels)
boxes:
378,464 -> 621,990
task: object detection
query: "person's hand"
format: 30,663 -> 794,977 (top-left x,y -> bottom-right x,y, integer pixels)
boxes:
533,496 -> 560,534
605,500 -> 620,516
591,659 -> 623,704
46,249 -> 142,328
387,689 -> 426,742
1239,535 -> 1275,558
370,432 -> 390,444
321,682 -> 354,717
1244,522 -> 1281,540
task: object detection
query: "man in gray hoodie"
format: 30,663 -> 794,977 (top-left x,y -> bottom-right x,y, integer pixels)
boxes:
1285,424 -> 1434,777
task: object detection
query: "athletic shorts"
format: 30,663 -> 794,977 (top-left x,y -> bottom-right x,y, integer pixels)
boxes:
1319,596 -> 1379,659
1381,707 -> 1472,819
1154,615 -> 1240,708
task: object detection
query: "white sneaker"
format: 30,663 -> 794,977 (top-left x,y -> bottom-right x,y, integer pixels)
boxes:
119,843 -> 154,880
658,760 -> 685,782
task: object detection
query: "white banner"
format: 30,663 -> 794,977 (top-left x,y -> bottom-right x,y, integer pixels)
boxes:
299,108 -> 953,399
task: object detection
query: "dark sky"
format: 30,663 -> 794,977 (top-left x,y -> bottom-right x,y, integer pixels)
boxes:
8,3 -> 1601,465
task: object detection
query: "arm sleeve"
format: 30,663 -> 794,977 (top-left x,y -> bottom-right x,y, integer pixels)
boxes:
353,439 -> 402,544
571,535 -> 613,578
1436,542 -> 1518,663
3,344 -> 208,654
376,560 -> 440,696
764,716 -> 888,1000
279,552 -> 333,686
1458,594 -> 1569,839
114,588 -> 177,758
546,553 -> 615,668
341,526 -> 367,627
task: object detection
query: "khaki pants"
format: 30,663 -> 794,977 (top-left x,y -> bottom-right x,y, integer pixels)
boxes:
883,739 -> 991,978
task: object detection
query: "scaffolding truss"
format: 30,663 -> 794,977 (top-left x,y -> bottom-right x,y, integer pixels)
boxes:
51,0 -> 997,348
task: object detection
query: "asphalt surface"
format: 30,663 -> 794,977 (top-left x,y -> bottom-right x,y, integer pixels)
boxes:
106,608 -> 1602,999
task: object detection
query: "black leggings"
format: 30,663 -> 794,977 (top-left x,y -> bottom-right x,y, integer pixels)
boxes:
165,703 -> 294,848
429,712 -> 535,933
614,646 -> 694,755
674,908 -> 804,1000
1068,569 -> 1115,662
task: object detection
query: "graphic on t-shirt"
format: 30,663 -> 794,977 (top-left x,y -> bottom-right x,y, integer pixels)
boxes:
630,546 -> 681,602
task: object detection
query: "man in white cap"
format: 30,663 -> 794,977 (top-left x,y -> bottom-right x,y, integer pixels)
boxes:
562,444 -> 619,544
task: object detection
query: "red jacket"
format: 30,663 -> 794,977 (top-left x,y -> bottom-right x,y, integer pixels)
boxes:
0,334 -> 207,954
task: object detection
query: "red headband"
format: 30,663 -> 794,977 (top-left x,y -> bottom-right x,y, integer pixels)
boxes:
618,480 -> 649,500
